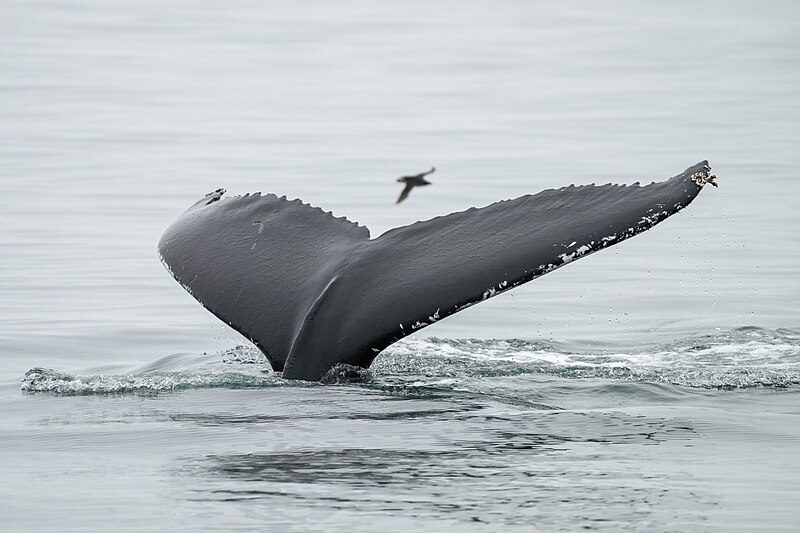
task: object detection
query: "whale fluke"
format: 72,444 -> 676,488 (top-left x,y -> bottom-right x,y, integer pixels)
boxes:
158,161 -> 715,381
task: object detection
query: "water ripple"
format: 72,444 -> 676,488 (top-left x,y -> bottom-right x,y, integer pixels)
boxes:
20,327 -> 800,395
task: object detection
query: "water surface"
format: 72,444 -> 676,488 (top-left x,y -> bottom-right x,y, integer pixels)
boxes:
1,1 -> 799,530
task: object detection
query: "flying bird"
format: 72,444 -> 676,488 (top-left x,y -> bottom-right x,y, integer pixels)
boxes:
396,166 -> 436,203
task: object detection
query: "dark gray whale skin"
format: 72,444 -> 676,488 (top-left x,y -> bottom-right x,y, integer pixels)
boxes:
158,161 -> 714,381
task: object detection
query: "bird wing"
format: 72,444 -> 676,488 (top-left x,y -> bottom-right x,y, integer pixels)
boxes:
396,182 -> 414,203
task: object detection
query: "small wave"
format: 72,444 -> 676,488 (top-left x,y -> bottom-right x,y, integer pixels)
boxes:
219,344 -> 269,365
375,327 -> 800,389
20,366 -> 296,395
20,344 -> 286,395
21,327 -> 800,394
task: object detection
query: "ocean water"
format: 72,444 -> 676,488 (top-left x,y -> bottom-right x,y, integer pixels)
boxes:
1,1 -> 799,531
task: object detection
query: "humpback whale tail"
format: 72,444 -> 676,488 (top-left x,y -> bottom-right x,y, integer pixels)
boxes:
158,161 -> 715,381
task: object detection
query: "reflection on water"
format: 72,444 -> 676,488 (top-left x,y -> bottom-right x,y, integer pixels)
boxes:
169,406 -> 482,426
184,410 -> 705,529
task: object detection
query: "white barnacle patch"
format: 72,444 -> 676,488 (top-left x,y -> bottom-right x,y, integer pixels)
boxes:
543,263 -> 558,273
639,214 -> 657,226
411,321 -> 428,330
690,168 -> 717,188
641,209 -> 670,227
158,250 -> 176,279
482,280 -> 512,301
371,348 -> 380,353
559,243 -> 591,266
179,281 -> 195,297
428,308 -> 441,322
558,252 -> 574,264
690,171 -> 707,186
